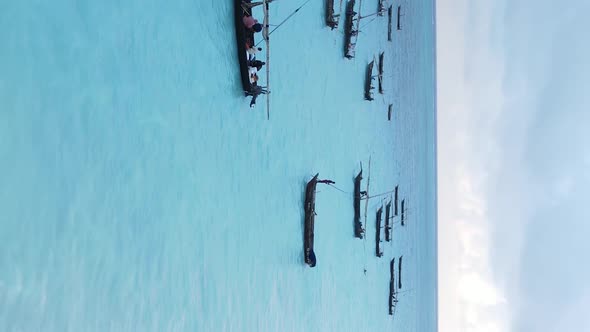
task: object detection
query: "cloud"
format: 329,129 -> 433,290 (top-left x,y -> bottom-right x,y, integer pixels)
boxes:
437,0 -> 515,331
440,0 -> 590,331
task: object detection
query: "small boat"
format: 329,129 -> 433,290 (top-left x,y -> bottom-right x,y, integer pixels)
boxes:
394,185 -> 399,216
353,169 -> 365,238
388,104 -> 393,121
378,0 -> 386,16
387,5 -> 393,41
304,174 -> 319,267
398,255 -> 403,289
389,258 -> 398,315
343,0 -> 358,59
385,200 -> 392,241
397,5 -> 402,30
234,0 -> 271,111
378,52 -> 384,94
326,0 -> 343,30
375,206 -> 383,257
235,0 -> 257,95
364,60 -> 375,101
401,199 -> 405,226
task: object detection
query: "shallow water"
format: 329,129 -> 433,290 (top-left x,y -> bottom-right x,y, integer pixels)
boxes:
0,0 -> 436,331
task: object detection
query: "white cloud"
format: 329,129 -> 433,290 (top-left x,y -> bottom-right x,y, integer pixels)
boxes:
437,0 -> 515,331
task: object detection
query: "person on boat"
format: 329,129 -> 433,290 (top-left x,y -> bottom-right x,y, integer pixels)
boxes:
360,190 -> 367,198
243,15 -> 263,33
248,59 -> 266,71
247,46 -> 262,56
317,179 -> 335,185
245,84 -> 268,107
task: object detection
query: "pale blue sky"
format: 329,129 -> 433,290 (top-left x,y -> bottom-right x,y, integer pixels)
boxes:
438,0 -> 590,331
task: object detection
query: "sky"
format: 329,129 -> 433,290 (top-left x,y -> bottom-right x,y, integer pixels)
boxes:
437,0 -> 590,331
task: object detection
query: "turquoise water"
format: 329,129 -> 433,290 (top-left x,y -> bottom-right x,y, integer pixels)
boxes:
0,0 -> 436,331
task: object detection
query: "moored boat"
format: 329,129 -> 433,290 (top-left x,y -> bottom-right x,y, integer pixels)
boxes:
354,169 -> 365,238
304,174 -> 319,267
344,0 -> 358,59
375,206 -> 383,257
365,60 -> 375,101
378,52 -> 385,94
385,200 -> 392,241
326,0 -> 343,30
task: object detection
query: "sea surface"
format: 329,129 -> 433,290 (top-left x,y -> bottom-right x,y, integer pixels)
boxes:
0,0 -> 437,331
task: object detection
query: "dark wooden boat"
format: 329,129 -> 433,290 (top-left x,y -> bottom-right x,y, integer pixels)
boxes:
389,258 -> 398,315
378,0 -> 386,16
326,0 -> 342,30
388,104 -> 393,121
401,199 -> 405,226
304,174 -> 319,267
378,52 -> 384,94
364,60 -> 375,101
398,255 -> 403,289
344,0 -> 358,59
375,206 -> 383,257
385,200 -> 392,241
353,169 -> 365,238
394,185 -> 399,216
387,5 -> 393,41
235,0 -> 257,94
397,6 -> 402,30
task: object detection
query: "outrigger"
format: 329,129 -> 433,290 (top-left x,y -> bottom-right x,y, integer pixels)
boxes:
365,60 -> 375,101
326,0 -> 344,30
378,52 -> 385,94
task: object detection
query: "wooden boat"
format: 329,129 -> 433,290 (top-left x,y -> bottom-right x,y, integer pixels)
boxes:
398,255 -> 403,289
304,174 -> 319,267
365,60 -> 375,101
401,199 -> 405,226
375,206 -> 383,257
326,0 -> 343,30
235,0 -> 257,95
343,0 -> 358,59
387,5 -> 393,41
235,0 -> 271,111
378,0 -> 386,16
397,5 -> 402,30
353,169 -> 365,238
394,185 -> 399,216
385,200 -> 392,241
378,52 -> 384,94
389,258 -> 398,315
388,104 -> 393,121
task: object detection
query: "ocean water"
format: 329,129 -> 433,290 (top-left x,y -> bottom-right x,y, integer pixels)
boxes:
0,0 -> 437,331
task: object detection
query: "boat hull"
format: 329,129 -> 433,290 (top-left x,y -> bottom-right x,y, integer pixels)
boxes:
235,0 -> 256,93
